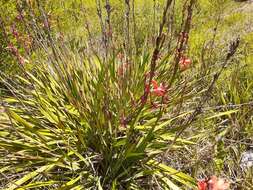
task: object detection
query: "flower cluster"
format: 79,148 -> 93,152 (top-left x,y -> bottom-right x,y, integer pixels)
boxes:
116,52 -> 192,109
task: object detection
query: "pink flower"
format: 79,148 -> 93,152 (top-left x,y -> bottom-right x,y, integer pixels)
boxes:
208,176 -> 230,190
17,55 -> 25,65
151,80 -> 166,97
198,176 -> 230,190
179,57 -> 191,71
198,180 -> 207,190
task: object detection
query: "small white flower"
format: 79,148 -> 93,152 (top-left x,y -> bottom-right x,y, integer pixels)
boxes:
240,150 -> 253,170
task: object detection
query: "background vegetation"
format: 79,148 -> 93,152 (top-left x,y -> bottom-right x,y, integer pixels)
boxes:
0,0 -> 253,189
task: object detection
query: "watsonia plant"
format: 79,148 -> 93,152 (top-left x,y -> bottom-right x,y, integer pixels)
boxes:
0,49 -> 199,189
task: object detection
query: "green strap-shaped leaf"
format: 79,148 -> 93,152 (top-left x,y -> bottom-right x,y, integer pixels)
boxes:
8,110 -> 33,129
147,160 -> 197,188
205,110 -> 238,120
6,164 -> 55,190
58,175 -> 81,189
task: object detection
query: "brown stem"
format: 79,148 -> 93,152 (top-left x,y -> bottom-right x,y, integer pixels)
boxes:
123,0 -> 173,126
142,0 -> 174,105
132,0 -> 137,54
96,0 -> 107,57
124,0 -> 131,59
152,0 -> 157,35
168,0 -> 196,87
105,0 -> 112,44
163,37 -> 240,159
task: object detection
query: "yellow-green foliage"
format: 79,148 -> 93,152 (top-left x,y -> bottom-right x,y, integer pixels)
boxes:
1,0 -> 253,189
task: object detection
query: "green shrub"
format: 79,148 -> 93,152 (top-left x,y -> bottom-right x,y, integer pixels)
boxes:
0,48 -> 199,189
1,0 -> 253,189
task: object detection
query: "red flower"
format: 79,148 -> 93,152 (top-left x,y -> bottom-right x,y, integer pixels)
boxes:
208,176 -> 230,190
198,180 -> 208,190
179,57 -> 191,71
198,176 -> 230,190
151,80 -> 159,89
151,80 -> 166,97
